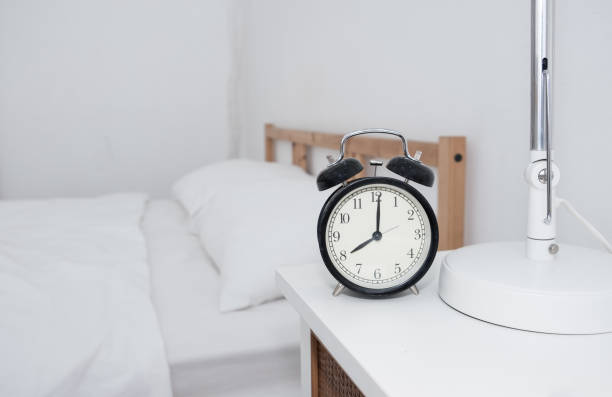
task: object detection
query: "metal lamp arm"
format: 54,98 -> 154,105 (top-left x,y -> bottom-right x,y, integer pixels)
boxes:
543,66 -> 552,224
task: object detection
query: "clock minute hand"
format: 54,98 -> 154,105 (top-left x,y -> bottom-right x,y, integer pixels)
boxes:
350,237 -> 375,254
375,195 -> 381,233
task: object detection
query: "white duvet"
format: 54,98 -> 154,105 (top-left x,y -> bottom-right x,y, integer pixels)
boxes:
0,194 -> 171,397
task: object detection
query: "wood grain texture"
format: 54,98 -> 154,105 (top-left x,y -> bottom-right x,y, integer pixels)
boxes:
292,142 -> 308,171
311,332 -> 319,397
437,136 -> 466,250
264,123 -> 466,252
265,123 -> 275,162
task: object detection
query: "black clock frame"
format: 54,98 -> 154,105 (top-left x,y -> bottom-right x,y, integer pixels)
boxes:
317,176 -> 439,296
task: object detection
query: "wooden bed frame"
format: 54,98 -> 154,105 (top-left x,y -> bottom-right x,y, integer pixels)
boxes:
264,123 -> 466,251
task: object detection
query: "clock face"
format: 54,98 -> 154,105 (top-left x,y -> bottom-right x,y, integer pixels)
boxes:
318,177 -> 438,294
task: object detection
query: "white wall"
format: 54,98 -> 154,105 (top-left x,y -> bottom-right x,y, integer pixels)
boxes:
234,0 -> 612,248
1,0 -> 610,248
0,0 -> 232,198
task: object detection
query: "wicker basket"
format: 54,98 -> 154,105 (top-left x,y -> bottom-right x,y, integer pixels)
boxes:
312,333 -> 365,397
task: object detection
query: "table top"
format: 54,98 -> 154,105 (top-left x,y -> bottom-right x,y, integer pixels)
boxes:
276,251 -> 612,397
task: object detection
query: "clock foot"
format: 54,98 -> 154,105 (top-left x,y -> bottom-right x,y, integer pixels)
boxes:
410,285 -> 419,295
332,283 -> 345,297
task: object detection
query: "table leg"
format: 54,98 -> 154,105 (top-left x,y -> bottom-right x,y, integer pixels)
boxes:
300,319 -> 312,397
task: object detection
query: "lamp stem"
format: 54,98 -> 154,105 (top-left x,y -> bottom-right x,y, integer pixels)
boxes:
526,0 -> 558,261
531,0 -> 552,151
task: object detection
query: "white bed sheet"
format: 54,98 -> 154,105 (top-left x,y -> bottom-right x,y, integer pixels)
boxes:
0,194 -> 172,397
143,200 -> 301,397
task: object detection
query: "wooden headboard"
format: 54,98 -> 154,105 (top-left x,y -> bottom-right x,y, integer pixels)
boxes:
264,123 -> 466,251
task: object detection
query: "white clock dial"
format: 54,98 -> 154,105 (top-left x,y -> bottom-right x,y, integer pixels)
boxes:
325,182 -> 433,290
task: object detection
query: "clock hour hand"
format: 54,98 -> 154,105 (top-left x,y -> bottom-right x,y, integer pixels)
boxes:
351,225 -> 399,254
350,237 -> 375,254
351,223 -> 396,255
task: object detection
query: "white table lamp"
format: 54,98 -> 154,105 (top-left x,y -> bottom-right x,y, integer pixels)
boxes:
438,0 -> 612,334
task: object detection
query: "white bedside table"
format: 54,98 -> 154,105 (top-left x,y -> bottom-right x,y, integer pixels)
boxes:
276,251 -> 612,397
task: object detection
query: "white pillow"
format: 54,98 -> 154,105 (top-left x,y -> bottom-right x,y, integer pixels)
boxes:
172,159 -> 311,217
173,160 -> 327,312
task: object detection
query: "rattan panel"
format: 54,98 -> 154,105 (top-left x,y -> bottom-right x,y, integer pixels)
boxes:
316,338 -> 365,397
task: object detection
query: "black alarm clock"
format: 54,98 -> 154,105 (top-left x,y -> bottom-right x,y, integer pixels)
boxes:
316,129 -> 439,297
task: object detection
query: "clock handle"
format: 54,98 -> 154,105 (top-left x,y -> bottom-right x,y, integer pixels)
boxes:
328,129 -> 411,167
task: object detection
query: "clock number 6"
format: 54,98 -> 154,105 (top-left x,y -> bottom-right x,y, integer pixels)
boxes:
374,268 -> 381,279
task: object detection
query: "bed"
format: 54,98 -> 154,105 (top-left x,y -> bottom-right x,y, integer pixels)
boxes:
0,125 -> 466,397
144,200 -> 301,397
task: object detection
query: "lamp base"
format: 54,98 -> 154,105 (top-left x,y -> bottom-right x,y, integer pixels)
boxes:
438,242 -> 612,334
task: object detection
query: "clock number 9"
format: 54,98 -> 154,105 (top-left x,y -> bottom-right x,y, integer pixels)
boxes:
332,231 -> 341,242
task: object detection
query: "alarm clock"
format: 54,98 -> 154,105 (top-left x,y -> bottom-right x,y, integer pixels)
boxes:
316,129 -> 439,297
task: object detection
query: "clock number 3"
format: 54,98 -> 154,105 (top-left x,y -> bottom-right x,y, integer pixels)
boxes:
414,229 -> 424,240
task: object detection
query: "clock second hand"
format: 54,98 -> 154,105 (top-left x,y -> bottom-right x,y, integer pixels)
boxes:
381,225 -> 400,234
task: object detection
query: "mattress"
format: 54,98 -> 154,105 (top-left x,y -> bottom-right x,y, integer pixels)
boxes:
142,200 -> 301,397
